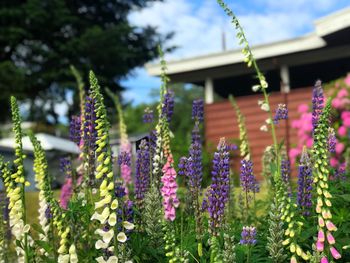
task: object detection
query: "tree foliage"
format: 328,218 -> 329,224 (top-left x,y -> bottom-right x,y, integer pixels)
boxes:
0,0 -> 171,123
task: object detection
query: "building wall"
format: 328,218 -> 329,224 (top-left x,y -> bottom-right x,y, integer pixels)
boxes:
205,87 -> 313,179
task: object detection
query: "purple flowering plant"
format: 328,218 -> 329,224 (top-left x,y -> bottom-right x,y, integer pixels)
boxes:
1,2 -> 350,263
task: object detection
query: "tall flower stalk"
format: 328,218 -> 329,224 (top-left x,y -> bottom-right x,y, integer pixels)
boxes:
297,147 -> 313,216
239,159 -> 259,222
229,95 -> 250,158
82,95 -> 97,189
207,138 -> 230,236
135,139 -> 150,211
217,0 -> 279,167
312,80 -> 324,133
29,133 -> 56,258
0,161 -> 10,263
90,71 -> 119,263
106,87 -> 132,191
181,99 -> 205,256
312,100 -> 341,262
2,97 -> 32,262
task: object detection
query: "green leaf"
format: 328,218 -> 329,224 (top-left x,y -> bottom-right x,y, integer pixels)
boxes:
278,139 -> 285,151
15,239 -> 23,249
339,194 -> 350,202
35,240 -> 52,253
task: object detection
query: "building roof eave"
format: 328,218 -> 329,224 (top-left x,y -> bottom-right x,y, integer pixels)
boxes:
146,33 -> 326,76
314,7 -> 350,37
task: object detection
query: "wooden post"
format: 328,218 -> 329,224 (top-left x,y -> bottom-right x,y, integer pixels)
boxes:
280,65 -> 291,158
205,77 -> 214,104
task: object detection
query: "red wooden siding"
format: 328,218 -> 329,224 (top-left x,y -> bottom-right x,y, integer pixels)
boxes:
204,87 -> 313,178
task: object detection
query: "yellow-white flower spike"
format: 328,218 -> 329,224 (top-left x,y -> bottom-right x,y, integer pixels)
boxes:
90,71 -> 117,259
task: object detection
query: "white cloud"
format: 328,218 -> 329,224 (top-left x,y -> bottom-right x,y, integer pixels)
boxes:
129,0 -> 349,61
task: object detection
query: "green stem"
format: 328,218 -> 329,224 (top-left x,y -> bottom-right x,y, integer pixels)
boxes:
245,190 -> 249,224
246,245 -> 251,263
217,0 -> 280,173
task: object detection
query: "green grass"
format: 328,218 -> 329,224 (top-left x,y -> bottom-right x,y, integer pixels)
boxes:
25,191 -> 60,226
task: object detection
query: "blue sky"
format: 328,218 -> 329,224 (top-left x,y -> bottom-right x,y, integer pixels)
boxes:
122,0 -> 350,104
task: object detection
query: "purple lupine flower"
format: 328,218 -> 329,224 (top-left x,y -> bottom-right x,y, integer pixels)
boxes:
118,151 -> 131,167
240,159 -> 257,193
273,104 -> 288,124
281,158 -> 292,196
334,165 -> 346,181
83,96 -> 97,151
161,89 -> 174,122
135,140 -> 150,203
123,200 -> 134,235
191,122 -> 201,144
226,144 -> 238,151
281,159 -> 290,184
45,205 -> 53,219
192,99 -> 204,122
328,128 -> 336,153
69,115 -> 81,146
240,226 -> 257,245
83,95 -> 97,186
297,149 -> 313,216
207,138 -> 230,234
60,157 -> 72,175
187,141 -> 203,194
143,107 -> 154,123
312,80 -> 324,133
148,129 -> 157,156
178,157 -> 187,177
115,181 -> 126,198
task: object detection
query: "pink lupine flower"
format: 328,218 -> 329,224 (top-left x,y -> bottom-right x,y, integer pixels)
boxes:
338,88 -> 348,98
306,138 -> 313,148
338,126 -> 347,137
318,229 -> 325,242
161,156 -> 179,221
335,143 -> 345,154
316,240 -> 324,251
321,256 -> 328,263
343,117 -> 350,127
290,256 -> 297,263
330,157 -> 339,168
344,73 -> 350,86
298,104 -> 309,113
330,246 -> 341,259
327,231 -> 335,244
332,98 -> 342,109
289,148 -> 300,159
326,220 -> 337,231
